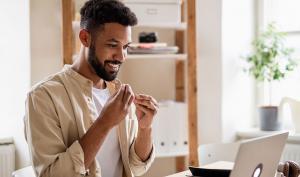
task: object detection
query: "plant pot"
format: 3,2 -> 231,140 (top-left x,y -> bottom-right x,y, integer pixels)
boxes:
258,106 -> 282,131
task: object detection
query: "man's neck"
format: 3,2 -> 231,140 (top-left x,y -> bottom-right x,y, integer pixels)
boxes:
71,47 -> 106,89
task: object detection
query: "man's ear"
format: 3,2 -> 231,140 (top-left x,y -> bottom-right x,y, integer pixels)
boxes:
79,29 -> 91,47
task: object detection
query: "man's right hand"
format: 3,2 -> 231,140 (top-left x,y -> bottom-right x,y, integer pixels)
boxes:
98,84 -> 134,129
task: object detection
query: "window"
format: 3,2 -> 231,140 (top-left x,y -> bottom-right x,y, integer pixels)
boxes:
258,0 -> 300,105
254,0 -> 300,132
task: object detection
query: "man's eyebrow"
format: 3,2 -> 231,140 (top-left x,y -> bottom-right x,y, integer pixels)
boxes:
106,38 -> 132,46
106,38 -> 119,43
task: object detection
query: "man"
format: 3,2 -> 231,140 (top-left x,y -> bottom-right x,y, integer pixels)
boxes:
25,0 -> 158,177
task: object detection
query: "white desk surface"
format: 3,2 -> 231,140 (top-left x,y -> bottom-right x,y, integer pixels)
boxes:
165,161 -> 282,177
165,161 -> 234,177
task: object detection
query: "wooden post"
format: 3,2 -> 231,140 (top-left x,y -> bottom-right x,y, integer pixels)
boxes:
62,0 -> 73,64
187,0 -> 199,167
175,0 -> 187,172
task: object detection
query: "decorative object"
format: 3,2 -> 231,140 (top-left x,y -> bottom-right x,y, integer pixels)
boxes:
277,160 -> 300,177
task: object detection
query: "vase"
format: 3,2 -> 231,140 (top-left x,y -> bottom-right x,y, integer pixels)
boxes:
258,106 -> 282,131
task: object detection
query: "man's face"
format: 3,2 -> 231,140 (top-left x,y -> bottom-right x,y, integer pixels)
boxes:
87,23 -> 132,81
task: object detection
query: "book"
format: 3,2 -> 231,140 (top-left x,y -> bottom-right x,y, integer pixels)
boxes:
128,45 -> 179,54
129,42 -> 167,48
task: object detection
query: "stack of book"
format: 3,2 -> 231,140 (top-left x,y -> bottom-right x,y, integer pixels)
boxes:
128,43 -> 179,54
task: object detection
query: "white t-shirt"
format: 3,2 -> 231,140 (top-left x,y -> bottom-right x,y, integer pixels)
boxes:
92,87 -> 123,177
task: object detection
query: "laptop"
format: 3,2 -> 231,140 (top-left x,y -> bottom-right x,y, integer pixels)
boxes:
189,132 -> 289,177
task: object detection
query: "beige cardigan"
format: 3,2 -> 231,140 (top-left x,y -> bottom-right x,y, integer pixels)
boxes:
25,65 -> 155,177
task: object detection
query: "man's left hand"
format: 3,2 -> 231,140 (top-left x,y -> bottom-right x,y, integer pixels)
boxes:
134,94 -> 158,129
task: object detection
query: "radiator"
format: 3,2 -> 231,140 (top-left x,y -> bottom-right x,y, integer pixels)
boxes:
281,143 -> 300,163
0,139 -> 15,177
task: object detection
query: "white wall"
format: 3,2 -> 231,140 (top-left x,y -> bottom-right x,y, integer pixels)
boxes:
197,0 -> 223,144
221,0 -> 256,142
0,1 -> 31,169
30,0 -> 63,85
197,0 -> 256,144
0,0 -> 63,170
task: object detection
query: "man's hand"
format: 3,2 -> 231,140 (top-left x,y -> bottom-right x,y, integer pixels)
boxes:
134,94 -> 158,129
79,84 -> 134,169
99,84 -> 134,129
133,94 -> 158,161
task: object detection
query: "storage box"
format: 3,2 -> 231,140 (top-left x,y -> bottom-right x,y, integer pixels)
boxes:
123,0 -> 182,25
153,101 -> 188,156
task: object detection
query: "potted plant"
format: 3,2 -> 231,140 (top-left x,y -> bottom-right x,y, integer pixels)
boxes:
243,23 -> 297,131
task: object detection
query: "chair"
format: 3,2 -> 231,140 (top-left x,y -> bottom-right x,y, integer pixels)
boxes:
279,97 -> 300,133
198,142 -> 240,165
12,166 -> 36,177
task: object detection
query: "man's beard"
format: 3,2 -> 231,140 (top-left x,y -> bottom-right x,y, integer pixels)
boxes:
87,45 -> 122,81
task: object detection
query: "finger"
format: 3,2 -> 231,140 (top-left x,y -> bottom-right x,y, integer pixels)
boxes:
134,99 -> 156,111
135,94 -> 149,100
149,96 -> 158,107
136,101 -> 158,115
135,94 -> 158,106
135,104 -> 153,115
123,84 -> 134,104
116,84 -> 125,101
127,87 -> 135,106
128,94 -> 134,106
136,103 -> 158,116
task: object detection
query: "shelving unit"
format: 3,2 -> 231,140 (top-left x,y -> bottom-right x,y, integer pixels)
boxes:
61,0 -> 198,170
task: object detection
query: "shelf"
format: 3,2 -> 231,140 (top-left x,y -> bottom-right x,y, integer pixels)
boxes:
236,128 -> 300,144
134,22 -> 187,30
0,137 -> 13,145
72,21 -> 187,31
127,54 -> 187,60
73,53 -> 187,61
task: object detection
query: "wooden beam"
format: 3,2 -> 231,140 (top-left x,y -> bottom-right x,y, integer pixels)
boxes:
187,0 -> 199,167
175,0 -> 187,172
62,0 -> 73,64
175,60 -> 185,102
175,60 -> 186,171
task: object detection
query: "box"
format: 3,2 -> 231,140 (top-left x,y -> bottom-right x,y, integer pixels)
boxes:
153,101 -> 188,156
123,0 -> 182,25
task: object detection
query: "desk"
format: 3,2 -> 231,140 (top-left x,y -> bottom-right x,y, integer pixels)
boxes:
165,170 -> 191,177
165,161 -> 233,177
165,161 -> 282,177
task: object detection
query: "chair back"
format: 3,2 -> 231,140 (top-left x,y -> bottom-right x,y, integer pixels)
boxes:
279,97 -> 300,133
12,166 -> 36,177
198,142 -> 240,165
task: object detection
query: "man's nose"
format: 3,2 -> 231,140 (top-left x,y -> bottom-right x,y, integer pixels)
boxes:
114,48 -> 126,62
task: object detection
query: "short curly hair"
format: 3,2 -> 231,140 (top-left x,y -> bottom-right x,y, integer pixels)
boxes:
80,0 -> 138,34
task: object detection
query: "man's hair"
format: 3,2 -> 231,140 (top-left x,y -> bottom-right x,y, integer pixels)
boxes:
80,0 -> 138,34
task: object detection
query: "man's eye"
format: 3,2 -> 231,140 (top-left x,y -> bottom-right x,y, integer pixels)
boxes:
107,44 -> 117,48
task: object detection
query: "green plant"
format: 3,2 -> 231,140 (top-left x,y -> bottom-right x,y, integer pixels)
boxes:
245,23 -> 297,82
